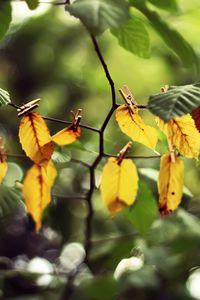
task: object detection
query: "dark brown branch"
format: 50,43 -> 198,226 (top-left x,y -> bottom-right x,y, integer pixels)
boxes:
82,35 -> 118,266
90,34 -> 116,107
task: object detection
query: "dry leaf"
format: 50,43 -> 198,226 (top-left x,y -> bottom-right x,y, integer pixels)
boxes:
158,153 -> 184,215
116,104 -> 158,150
19,112 -> 53,165
157,114 -> 200,158
23,160 -> 57,231
192,106 -> 200,133
52,125 -> 81,146
100,157 -> 138,214
0,162 -> 7,183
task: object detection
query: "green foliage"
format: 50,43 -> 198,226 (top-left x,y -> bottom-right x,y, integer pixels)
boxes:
148,0 -> 178,12
111,15 -> 150,58
148,82 -> 200,120
124,181 -> 158,235
65,0 -> 129,35
130,1 -> 198,71
0,2 -> 200,300
0,185 -> 24,219
24,0 -> 39,9
52,150 -> 71,168
0,88 -> 11,106
0,2 -> 11,41
78,276 -> 119,300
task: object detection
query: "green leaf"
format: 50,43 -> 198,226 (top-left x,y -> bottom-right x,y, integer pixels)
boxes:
0,185 -> 24,219
129,1 -> 198,71
24,0 -> 39,9
52,150 -> 71,168
148,82 -> 200,121
124,181 -> 158,235
65,0 -> 129,35
0,2 -> 11,41
0,88 -> 11,106
68,140 -> 98,154
3,162 -> 23,187
111,15 -> 150,58
80,276 -> 119,300
148,0 -> 178,12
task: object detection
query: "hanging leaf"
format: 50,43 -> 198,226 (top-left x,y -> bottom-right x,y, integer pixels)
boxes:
19,112 -> 54,165
130,1 -> 197,71
156,114 -> 200,158
158,154 -> 184,215
124,181 -> 158,235
148,82 -> 200,121
100,157 -> 138,214
0,162 -> 7,183
24,0 -> 39,9
0,88 -> 11,106
65,0 -> 129,35
0,2 -> 12,41
192,106 -> 200,133
111,15 -> 150,58
116,104 -> 158,150
23,160 -> 57,231
52,125 -> 81,146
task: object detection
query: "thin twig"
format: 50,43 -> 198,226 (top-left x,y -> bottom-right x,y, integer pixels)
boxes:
103,153 -> 161,159
71,158 -> 91,168
42,116 -> 100,133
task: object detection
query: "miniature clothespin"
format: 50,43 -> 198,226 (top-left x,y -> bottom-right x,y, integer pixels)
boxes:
119,85 -> 138,115
17,99 -> 40,117
70,108 -> 82,131
160,85 -> 169,93
117,141 -> 132,165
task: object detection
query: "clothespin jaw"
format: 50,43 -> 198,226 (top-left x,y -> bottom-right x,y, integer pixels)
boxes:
117,141 -> 132,165
70,109 -> 82,131
0,137 -> 7,163
17,99 -> 40,117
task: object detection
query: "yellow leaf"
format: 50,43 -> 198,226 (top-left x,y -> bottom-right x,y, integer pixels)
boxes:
100,157 -> 138,214
157,114 -> 200,158
19,112 -> 54,165
23,160 -> 57,231
116,104 -> 158,150
0,162 -> 7,183
158,154 -> 184,215
52,125 -> 81,146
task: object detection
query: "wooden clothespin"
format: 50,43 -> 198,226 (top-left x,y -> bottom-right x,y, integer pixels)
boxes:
119,85 -> 137,114
160,85 -> 169,93
70,108 -> 82,131
117,141 -> 132,165
17,99 -> 40,117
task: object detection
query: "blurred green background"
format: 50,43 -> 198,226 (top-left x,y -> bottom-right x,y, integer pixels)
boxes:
0,1 -> 200,299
